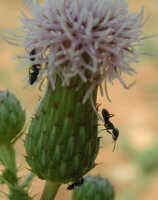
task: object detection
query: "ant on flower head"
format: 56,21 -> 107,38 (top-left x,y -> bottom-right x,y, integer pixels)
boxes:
96,103 -> 119,152
101,108 -> 119,152
28,49 -> 41,85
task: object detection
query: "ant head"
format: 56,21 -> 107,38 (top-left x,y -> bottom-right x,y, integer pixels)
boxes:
29,49 -> 36,56
101,109 -> 114,119
67,184 -> 74,190
101,109 -> 110,117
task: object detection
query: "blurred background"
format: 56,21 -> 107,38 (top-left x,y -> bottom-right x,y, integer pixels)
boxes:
0,0 -> 158,199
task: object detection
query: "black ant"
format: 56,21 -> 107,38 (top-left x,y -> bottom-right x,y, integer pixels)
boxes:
67,178 -> 84,190
101,108 -> 114,122
29,49 -> 41,85
101,108 -> 119,152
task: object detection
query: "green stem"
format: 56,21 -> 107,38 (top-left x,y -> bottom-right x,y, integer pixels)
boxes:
40,181 -> 61,200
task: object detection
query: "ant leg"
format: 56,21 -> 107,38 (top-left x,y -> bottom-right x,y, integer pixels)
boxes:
97,123 -> 103,126
38,76 -> 47,91
99,129 -> 106,132
112,141 -> 117,152
96,103 -> 102,112
105,129 -> 113,135
100,129 -> 113,136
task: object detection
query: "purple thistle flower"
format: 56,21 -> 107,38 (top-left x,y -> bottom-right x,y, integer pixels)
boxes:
3,0 -> 145,102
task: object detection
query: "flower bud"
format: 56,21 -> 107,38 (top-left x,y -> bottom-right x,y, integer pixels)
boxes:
0,90 -> 25,146
2,169 -> 18,185
72,176 -> 115,200
8,186 -> 32,200
25,81 -> 100,183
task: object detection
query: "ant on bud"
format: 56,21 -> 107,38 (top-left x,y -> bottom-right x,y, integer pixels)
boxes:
67,178 -> 84,190
101,108 -> 119,152
29,49 -> 41,85
101,108 -> 114,122
111,128 -> 119,152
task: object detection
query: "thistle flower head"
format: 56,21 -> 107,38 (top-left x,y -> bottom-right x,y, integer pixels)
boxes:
6,0 -> 144,101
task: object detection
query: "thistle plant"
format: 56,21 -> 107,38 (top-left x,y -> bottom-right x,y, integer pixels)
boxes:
0,90 -> 25,146
0,0 -> 146,199
0,90 -> 29,199
71,176 -> 115,200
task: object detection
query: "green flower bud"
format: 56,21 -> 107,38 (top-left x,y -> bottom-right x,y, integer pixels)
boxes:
0,90 -> 25,145
25,80 -> 100,183
72,176 -> 115,200
2,169 -> 18,185
8,187 -> 32,200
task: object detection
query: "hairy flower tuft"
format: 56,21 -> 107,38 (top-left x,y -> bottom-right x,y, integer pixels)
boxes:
4,0 -> 145,102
